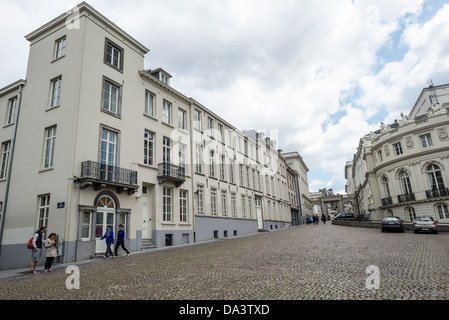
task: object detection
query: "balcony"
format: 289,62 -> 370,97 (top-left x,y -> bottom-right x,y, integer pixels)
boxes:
157,162 -> 185,187
397,193 -> 415,203
381,197 -> 393,206
80,161 -> 138,194
426,188 -> 449,199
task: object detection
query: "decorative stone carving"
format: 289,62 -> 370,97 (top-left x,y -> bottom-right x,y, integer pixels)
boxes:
405,136 -> 414,149
400,112 -> 411,126
437,127 -> 448,141
384,145 -> 390,157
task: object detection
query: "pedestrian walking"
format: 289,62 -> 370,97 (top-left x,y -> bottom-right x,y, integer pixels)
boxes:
30,226 -> 46,274
321,214 -> 326,224
114,224 -> 129,257
44,233 -> 58,272
101,225 -> 114,258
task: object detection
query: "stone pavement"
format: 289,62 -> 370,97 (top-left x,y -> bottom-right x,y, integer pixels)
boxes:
0,222 -> 448,301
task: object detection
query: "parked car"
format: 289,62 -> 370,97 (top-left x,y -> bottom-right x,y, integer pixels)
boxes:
413,216 -> 438,234
381,216 -> 404,232
334,212 -> 355,220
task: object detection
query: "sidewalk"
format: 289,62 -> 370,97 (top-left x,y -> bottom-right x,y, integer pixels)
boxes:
0,230 -> 268,280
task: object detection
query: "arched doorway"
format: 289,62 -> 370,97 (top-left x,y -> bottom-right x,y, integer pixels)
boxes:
95,195 -> 116,254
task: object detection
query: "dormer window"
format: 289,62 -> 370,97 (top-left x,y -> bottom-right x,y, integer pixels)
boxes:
148,68 -> 172,86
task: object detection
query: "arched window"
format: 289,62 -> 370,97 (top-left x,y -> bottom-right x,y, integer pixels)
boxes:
97,195 -> 116,208
436,204 -> 449,220
399,171 -> 412,194
406,207 -> 416,221
427,164 -> 445,191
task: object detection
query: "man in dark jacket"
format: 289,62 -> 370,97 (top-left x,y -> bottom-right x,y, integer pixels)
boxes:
114,224 -> 129,257
101,225 -> 114,258
30,226 -> 46,274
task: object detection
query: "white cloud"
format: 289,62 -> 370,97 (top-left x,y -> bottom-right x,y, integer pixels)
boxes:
1,0 -> 447,195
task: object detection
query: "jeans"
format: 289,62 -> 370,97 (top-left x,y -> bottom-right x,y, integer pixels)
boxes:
105,243 -> 113,257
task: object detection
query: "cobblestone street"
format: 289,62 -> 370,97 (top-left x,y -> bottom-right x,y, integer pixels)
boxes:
1,223 -> 449,301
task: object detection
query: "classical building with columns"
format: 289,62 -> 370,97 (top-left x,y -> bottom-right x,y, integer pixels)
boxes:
0,2 -> 309,270
346,83 -> 449,222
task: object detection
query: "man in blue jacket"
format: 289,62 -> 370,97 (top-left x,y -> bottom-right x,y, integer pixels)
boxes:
114,224 -> 130,257
101,225 -> 114,258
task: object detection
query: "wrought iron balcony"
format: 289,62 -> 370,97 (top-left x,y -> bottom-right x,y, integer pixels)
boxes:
157,162 -> 185,187
80,161 -> 138,194
381,197 -> 393,206
397,193 -> 415,203
426,188 -> 449,199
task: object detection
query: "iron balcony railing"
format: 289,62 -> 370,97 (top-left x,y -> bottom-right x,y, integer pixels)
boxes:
81,160 -> 138,186
397,193 -> 415,203
157,162 -> 185,186
381,197 -> 393,206
426,188 -> 449,199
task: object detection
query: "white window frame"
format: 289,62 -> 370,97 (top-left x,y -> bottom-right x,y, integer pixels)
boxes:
163,187 -> 172,222
393,142 -> 403,155
43,126 -> 57,169
50,77 -> 62,108
197,185 -> 204,215
0,141 -> 11,179
5,97 -> 17,125
102,78 -> 121,116
211,188 -> 217,216
221,191 -> 227,217
178,109 -> 186,130
180,190 -> 188,223
38,194 -> 50,231
145,91 -> 155,117
194,109 -> 201,131
195,144 -> 203,173
144,130 -> 154,166
163,100 -> 172,124
54,37 -> 66,60
420,133 -> 433,148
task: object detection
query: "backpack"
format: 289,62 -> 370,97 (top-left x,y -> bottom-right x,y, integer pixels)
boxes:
27,237 -> 34,249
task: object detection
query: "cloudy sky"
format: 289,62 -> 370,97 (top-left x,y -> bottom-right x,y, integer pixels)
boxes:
1,0 -> 449,194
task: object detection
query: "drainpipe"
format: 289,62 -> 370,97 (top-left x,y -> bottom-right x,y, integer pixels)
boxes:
0,82 -> 24,256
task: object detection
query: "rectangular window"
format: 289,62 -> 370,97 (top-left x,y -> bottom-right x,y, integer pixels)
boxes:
420,133 -> 433,148
100,129 -> 117,166
239,164 -> 244,186
229,159 -> 234,183
197,185 -> 204,215
211,188 -> 217,216
102,79 -> 120,115
50,77 -> 62,108
43,126 -> 57,169
144,130 -> 154,166
163,137 -> 171,163
179,143 -> 186,169
81,211 -> 91,239
178,109 -> 186,130
377,150 -> 383,162
180,190 -> 188,222
393,142 -> 403,155
5,97 -> 17,125
241,195 -> 246,218
194,109 -> 202,131
208,117 -> 214,137
217,123 -> 223,142
54,37 -> 66,59
104,39 -> 123,71
1,141 -> 11,179
221,191 -> 227,216
38,195 -> 50,232
195,144 -> 202,173
220,155 -> 225,180
248,198 -> 253,218
163,100 -> 172,124
145,91 -> 155,117
163,187 -> 172,222
231,193 -> 236,217
209,150 -> 215,177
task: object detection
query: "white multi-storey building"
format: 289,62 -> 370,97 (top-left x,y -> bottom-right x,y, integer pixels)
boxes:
346,83 -> 449,222
0,2 -> 309,270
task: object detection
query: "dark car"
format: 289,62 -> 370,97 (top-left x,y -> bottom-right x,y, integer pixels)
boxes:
381,216 -> 404,232
334,212 -> 355,220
